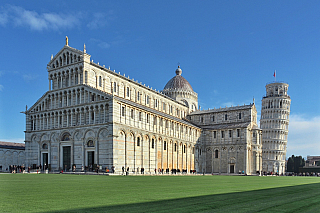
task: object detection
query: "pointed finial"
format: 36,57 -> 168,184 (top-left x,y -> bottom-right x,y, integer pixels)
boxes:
253,97 -> 255,104
84,43 -> 86,53
66,36 -> 69,46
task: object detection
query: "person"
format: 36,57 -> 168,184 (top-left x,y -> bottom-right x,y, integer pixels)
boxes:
126,167 -> 129,176
122,166 -> 125,175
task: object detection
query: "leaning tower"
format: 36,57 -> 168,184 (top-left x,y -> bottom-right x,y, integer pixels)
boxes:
260,82 -> 291,175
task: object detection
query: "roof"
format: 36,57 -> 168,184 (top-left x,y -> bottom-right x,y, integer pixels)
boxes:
190,104 -> 254,115
0,142 -> 25,150
199,122 -> 252,130
163,66 -> 194,92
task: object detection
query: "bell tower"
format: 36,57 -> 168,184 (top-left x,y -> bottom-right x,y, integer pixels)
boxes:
260,82 -> 291,175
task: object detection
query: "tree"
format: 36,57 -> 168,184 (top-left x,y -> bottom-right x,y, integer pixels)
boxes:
287,155 -> 305,173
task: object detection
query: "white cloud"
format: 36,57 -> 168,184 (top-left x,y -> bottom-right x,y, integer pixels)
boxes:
0,11 -> 8,26
87,11 -> 114,29
0,138 -> 25,143
90,38 -> 111,49
0,5 -> 80,31
23,74 -> 38,82
286,114 -> 320,158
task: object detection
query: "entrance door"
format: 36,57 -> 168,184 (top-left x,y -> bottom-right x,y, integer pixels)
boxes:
230,165 -> 235,173
88,151 -> 94,171
42,153 -> 48,170
63,146 -> 71,171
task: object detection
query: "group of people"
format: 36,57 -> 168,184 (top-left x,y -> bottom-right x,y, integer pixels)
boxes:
8,165 -> 27,173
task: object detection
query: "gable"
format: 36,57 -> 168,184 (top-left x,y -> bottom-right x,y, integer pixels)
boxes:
47,46 -> 87,70
27,84 -> 112,114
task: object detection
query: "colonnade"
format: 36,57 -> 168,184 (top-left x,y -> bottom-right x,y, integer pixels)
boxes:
30,104 -> 109,131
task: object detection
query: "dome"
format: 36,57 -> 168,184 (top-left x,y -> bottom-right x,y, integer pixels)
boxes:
163,66 -> 194,92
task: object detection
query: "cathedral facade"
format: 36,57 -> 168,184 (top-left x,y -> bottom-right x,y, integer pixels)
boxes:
24,39 -> 287,175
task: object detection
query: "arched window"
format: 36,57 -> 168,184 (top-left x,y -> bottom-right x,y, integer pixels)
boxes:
174,143 -> 177,152
225,114 -> 228,120
164,141 -> 166,150
152,139 -> 155,149
183,145 -> 186,153
137,137 -> 140,146
99,76 -> 102,87
239,113 -> 241,119
42,143 -> 48,149
215,150 -> 218,158
87,140 -> 94,147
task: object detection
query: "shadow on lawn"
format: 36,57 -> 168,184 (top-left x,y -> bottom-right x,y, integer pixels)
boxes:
48,182 -> 320,213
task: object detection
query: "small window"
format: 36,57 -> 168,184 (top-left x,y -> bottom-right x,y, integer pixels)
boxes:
137,137 -> 140,146
113,82 -> 117,92
239,113 -> 242,119
200,117 -> 204,123
213,131 -> 216,138
164,141 -> 166,150
146,96 -> 149,104
155,99 -> 158,108
174,143 -> 177,152
221,131 -> 224,138
215,150 -> 218,158
127,87 -> 130,97
139,112 -> 142,121
253,132 -> 256,137
229,130 -> 232,138
225,114 -> 228,120
122,106 -> 125,117
212,116 -> 215,122
147,114 -> 149,123
99,76 -> 102,87
152,139 -> 155,149
131,109 -> 134,119
137,92 -> 140,101
237,129 -> 240,137
183,145 -> 186,153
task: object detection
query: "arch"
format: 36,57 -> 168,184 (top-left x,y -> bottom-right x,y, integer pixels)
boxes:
61,132 -> 71,141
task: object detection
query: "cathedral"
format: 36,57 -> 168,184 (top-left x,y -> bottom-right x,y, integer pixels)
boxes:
24,38 -> 290,175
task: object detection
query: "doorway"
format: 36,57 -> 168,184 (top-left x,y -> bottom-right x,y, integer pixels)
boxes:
230,164 -> 235,173
63,146 -> 71,171
88,151 -> 94,171
42,153 -> 48,170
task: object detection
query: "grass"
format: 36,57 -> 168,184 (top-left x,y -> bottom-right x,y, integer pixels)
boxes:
1,174 -> 320,212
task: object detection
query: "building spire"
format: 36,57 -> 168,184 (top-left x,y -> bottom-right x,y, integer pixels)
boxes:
84,43 -> 86,53
66,36 -> 69,46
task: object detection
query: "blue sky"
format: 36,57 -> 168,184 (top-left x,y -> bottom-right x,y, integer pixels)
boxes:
0,1 -> 319,158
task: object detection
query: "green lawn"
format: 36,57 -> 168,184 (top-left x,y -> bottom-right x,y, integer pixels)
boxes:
1,174 -> 320,212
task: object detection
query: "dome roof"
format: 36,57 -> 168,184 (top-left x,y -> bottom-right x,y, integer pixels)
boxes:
163,66 -> 194,92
